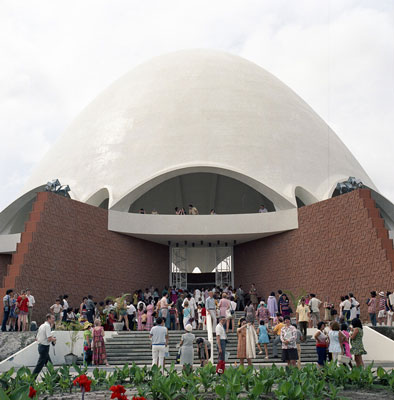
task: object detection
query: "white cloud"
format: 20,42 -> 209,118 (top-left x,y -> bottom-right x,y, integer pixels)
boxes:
0,0 -> 393,211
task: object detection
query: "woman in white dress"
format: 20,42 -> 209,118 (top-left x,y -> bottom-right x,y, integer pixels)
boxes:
179,324 -> 195,370
327,321 -> 345,362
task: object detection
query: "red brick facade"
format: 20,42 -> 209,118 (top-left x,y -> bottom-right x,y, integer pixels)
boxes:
0,192 -> 168,322
1,188 -> 393,323
234,189 -> 394,318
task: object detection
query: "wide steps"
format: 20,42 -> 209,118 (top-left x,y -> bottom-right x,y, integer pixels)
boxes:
105,328 -> 318,365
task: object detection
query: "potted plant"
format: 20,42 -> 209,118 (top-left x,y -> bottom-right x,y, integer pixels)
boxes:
61,321 -> 83,364
105,293 -> 131,331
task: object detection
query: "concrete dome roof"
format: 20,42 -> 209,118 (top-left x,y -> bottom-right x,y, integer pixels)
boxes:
23,49 -> 376,210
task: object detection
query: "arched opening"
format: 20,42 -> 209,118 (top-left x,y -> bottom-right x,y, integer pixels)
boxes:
85,188 -> 110,210
294,186 -> 318,208
128,172 -> 275,214
0,185 -> 46,235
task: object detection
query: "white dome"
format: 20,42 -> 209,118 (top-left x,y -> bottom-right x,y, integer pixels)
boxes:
23,49 -> 376,210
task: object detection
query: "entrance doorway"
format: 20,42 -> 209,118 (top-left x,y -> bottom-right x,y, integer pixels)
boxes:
170,246 -> 233,290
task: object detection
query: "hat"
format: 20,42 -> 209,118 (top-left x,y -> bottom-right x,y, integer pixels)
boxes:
379,291 -> 385,296
185,324 -> 193,332
83,321 -> 92,329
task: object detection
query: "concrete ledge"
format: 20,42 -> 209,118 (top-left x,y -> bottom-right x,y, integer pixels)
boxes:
0,233 -> 21,254
108,209 -> 298,245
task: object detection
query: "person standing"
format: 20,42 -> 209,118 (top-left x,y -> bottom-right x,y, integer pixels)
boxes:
271,317 -> 284,359
314,321 -> 328,367
327,321 -> 345,363
296,297 -> 310,342
2,289 -> 13,332
206,291 -> 217,328
150,317 -> 168,372
16,290 -> 29,331
257,320 -> 270,359
215,317 -> 227,364
92,319 -> 109,366
280,316 -> 298,367
86,295 -> 95,324
367,291 -> 377,326
176,294 -> 184,330
218,293 -> 231,332
309,294 -> 322,328
349,293 -> 359,321
26,289 -> 35,330
188,204 -> 199,215
236,285 -> 245,311
377,291 -> 386,325
50,298 -> 62,322
350,318 -> 366,367
237,318 -> 257,366
179,324 -> 195,370
342,296 -> 352,322
267,292 -> 278,320
244,301 -> 255,324
33,314 -> 56,377
249,284 -> 258,309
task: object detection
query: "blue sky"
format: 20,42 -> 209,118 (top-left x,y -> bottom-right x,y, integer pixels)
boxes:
0,0 -> 393,211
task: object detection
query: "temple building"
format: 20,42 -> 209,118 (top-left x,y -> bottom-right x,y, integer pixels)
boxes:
0,49 -> 393,321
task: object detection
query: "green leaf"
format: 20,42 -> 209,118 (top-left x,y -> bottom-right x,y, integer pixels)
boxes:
215,384 -> 226,399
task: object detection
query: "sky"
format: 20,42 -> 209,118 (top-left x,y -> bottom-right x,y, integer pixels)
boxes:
0,0 -> 393,212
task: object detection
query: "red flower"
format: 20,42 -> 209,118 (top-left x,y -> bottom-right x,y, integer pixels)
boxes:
110,385 -> 126,399
28,386 -> 37,398
73,374 -> 92,392
131,397 -> 146,400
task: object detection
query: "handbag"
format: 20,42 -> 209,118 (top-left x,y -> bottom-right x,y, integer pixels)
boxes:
176,349 -> 181,364
14,306 -> 20,315
216,360 -> 225,374
338,354 -> 351,364
225,309 -> 232,319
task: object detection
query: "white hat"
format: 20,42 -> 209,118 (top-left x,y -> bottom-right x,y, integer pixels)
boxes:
185,324 -> 193,332
379,291 -> 385,296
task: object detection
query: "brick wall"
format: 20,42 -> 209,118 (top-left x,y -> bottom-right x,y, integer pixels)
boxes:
0,254 -> 11,288
234,189 -> 394,318
0,192 -> 169,323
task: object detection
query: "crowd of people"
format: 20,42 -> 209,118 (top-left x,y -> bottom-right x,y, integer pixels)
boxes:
137,203 -> 269,215
3,284 -> 394,373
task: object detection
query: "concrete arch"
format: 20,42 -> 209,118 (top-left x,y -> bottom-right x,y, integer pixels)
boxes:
294,186 -> 319,207
111,165 -> 295,212
0,185 -> 46,234
85,188 -> 110,209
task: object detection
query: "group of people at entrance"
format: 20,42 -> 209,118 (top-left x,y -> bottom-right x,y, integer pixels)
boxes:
25,283 -> 383,376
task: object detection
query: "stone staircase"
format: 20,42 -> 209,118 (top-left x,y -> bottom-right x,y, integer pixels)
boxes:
105,312 -> 318,365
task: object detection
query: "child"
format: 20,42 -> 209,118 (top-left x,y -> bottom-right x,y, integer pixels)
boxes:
50,298 -> 62,322
197,304 -> 203,330
141,310 -> 148,329
201,304 -> 207,331
107,310 -> 116,331
256,320 -> 270,359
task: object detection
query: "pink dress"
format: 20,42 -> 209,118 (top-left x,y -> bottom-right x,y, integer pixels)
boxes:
146,304 -> 154,331
92,327 -> 107,365
342,330 -> 351,357
219,298 -> 230,317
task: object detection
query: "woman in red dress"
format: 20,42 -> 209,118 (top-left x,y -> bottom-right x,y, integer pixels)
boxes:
92,319 -> 109,366
17,290 -> 29,331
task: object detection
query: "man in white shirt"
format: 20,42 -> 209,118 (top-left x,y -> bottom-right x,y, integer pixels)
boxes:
62,295 -> 69,322
26,289 -> 35,330
150,317 -> 168,372
33,314 -> 56,377
215,316 -> 227,362
258,204 -> 268,213
127,303 -> 136,330
342,295 -> 352,321
205,292 -> 217,328
183,294 -> 197,325
349,293 -> 360,320
194,289 -> 201,304
309,294 -> 321,328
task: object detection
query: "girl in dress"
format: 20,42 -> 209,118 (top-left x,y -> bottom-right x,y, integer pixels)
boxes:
257,320 -> 270,359
146,301 -> 154,331
327,321 -> 345,363
340,323 -> 353,368
197,304 -> 203,330
350,318 -> 367,367
92,319 -> 109,366
183,301 -> 191,328
137,303 -> 145,331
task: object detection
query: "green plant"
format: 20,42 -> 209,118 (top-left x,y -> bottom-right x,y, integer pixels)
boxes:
286,289 -> 307,311
105,293 -> 131,317
275,380 -> 304,400
196,363 -> 217,392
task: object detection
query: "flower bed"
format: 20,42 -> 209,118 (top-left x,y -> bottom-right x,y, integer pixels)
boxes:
0,362 -> 393,399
